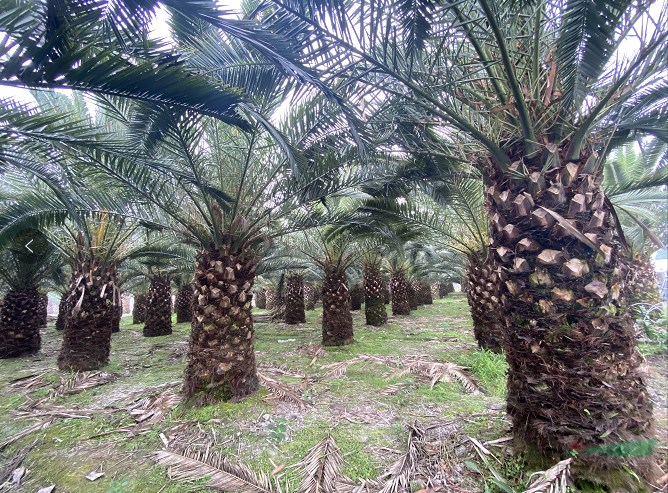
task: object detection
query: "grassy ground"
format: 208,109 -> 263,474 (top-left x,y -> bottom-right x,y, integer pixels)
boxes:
0,294 -> 665,492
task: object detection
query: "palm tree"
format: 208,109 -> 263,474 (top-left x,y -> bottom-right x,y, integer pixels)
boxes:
318,238 -> 355,347
387,256 -> 411,316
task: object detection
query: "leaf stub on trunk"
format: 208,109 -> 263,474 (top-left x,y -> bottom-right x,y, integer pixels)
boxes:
184,243 -> 259,404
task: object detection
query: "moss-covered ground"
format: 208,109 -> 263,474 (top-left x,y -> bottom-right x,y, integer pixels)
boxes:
0,293 -> 665,492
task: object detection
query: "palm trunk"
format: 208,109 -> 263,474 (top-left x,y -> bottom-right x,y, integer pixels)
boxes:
143,274 -> 172,337
383,284 -> 391,304
622,255 -> 662,312
465,253 -> 503,353
364,264 -> 387,326
110,302 -> 121,333
390,274 -> 411,315
132,293 -> 147,324
417,281 -> 433,305
407,282 -> 418,310
304,283 -> 316,310
439,282 -> 454,297
321,262 -> 354,346
488,152 -> 655,482
285,273 -> 306,324
58,264 -> 116,371
183,241 -> 258,404
0,288 -> 41,358
254,289 -> 267,309
175,284 -> 193,324
38,292 -> 48,327
265,289 -> 277,310
55,294 -> 68,331
430,282 -> 441,299
349,284 -> 363,311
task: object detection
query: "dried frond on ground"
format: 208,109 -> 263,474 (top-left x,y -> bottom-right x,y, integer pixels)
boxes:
403,357 -> 482,394
8,371 -> 51,391
258,372 -> 309,408
0,419 -> 53,451
377,424 -> 425,493
127,390 -> 181,434
51,371 -> 115,398
153,448 -> 279,493
522,458 -> 572,493
297,343 -> 326,366
297,435 -> 343,493
319,354 -> 483,394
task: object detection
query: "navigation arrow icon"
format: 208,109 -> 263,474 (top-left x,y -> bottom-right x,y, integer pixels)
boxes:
25,239 -> 33,253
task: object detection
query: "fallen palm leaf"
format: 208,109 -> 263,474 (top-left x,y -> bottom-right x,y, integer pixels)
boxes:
128,390 -> 181,434
377,425 -> 425,493
258,372 -> 309,408
297,435 -> 343,493
9,372 -> 51,391
320,354 -> 483,394
0,419 -> 53,451
522,458 -> 572,493
381,382 -> 412,396
153,448 -> 279,493
52,371 -> 115,398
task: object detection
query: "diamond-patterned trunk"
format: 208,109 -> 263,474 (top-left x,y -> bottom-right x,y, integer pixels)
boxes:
390,274 -> 410,316
464,252 -> 503,353
38,292 -> 48,327
407,282 -> 418,310
304,283 -> 316,310
132,293 -> 147,324
183,242 -> 258,404
364,265 -> 387,326
488,151 -> 655,482
254,289 -> 267,309
439,282 -> 454,297
143,274 -> 172,337
0,288 -> 42,358
55,295 -> 68,331
285,273 -> 306,324
349,284 -> 363,311
58,264 -> 116,371
175,284 -> 193,324
622,255 -> 662,309
322,263 -> 353,346
416,281 -> 433,305
265,289 -> 277,310
110,302 -> 121,333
